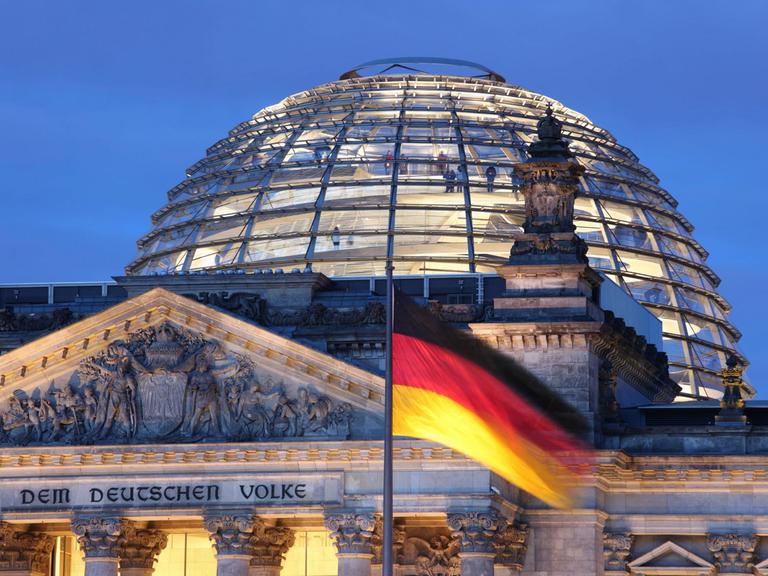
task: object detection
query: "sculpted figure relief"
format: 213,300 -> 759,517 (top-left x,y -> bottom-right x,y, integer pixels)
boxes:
0,322 -> 354,446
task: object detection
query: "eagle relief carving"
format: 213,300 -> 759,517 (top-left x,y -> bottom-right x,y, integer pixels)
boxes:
0,322 -> 353,446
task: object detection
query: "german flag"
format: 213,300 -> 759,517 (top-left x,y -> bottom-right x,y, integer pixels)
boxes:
392,290 -> 592,508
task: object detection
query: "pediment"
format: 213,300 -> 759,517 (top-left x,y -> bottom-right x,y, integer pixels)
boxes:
753,557 -> 768,575
628,541 -> 714,576
0,288 -> 383,447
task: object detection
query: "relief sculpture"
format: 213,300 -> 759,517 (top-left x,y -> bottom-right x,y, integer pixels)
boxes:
0,322 -> 353,446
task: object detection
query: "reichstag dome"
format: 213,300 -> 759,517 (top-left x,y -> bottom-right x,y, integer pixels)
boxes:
126,58 -> 744,399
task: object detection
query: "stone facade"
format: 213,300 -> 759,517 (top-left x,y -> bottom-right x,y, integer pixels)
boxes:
0,118 -> 757,575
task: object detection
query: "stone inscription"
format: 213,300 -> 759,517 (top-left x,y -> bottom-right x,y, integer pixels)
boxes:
4,474 -> 339,510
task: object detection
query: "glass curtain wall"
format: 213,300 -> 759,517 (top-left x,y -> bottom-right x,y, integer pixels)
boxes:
127,74 -> 745,398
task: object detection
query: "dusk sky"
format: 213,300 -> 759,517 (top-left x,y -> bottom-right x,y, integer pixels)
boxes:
1,0 -> 766,391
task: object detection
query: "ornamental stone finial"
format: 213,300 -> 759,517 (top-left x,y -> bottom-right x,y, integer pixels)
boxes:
324,512 -> 376,555
204,513 -> 255,556
528,103 -> 572,160
716,355 -> 749,425
603,532 -> 634,574
71,517 -> 133,559
0,521 -> 55,574
447,510 -> 501,554
706,533 -> 758,573
508,106 -> 587,263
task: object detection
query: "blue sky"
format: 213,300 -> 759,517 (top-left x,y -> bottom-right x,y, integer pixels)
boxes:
0,0 -> 766,391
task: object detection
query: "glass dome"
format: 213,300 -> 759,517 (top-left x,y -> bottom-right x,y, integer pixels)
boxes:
126,67 -> 745,399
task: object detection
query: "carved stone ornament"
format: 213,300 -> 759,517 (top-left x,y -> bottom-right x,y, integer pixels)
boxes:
249,524 -> 295,567
706,533 -> 758,573
0,521 -> 54,574
188,292 -> 386,328
447,511 -> 500,554
324,512 -> 376,556
120,529 -> 168,570
400,531 -> 461,576
603,532 -> 634,573
204,514 -> 255,556
72,517 -> 132,559
0,321 -> 354,446
494,522 -> 529,570
370,517 -> 408,566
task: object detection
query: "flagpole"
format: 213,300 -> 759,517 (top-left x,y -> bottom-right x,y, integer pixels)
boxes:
382,259 -> 394,576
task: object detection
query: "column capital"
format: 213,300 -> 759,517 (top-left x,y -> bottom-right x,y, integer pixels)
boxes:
120,529 -> 168,571
204,512 -> 255,557
249,525 -> 295,567
494,521 -> 529,570
706,533 -> 758,574
0,521 -> 54,574
71,517 -> 134,559
324,511 -> 376,556
603,532 -> 633,575
447,510 -> 501,555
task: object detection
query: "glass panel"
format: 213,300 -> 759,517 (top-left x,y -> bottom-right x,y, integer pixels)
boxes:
158,201 -> 208,227
397,184 -> 465,207
261,187 -> 320,210
663,336 -> 688,364
684,316 -> 721,345
198,217 -> 248,243
473,211 -> 523,238
324,184 -> 390,205
329,162 -> 387,181
189,243 -> 240,269
397,161 -> 454,181
608,224 -> 651,249
600,201 -> 645,225
657,234 -> 691,259
585,246 -> 614,271
244,237 -> 310,262
207,193 -> 258,218
317,210 -> 388,233
616,251 -> 665,277
587,177 -> 634,200
574,197 -> 600,218
667,261 -> 705,288
690,342 -> 724,372
270,166 -> 325,186
675,287 -> 712,315
141,252 -> 187,274
623,277 -> 672,305
249,213 -> 314,238
576,220 -> 606,243
655,308 -> 684,336
395,209 -> 466,233
346,124 -> 397,139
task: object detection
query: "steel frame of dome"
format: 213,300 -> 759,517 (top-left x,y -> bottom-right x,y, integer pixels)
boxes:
126,72 -> 745,400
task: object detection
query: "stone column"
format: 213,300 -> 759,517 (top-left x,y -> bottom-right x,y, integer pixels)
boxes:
448,511 -> 500,576
71,517 -> 133,576
120,529 -> 168,576
0,522 -> 54,576
248,522 -> 295,576
325,512 -> 376,576
204,513 -> 255,576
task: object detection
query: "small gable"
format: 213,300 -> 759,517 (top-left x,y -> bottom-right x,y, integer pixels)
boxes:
628,541 -> 714,576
